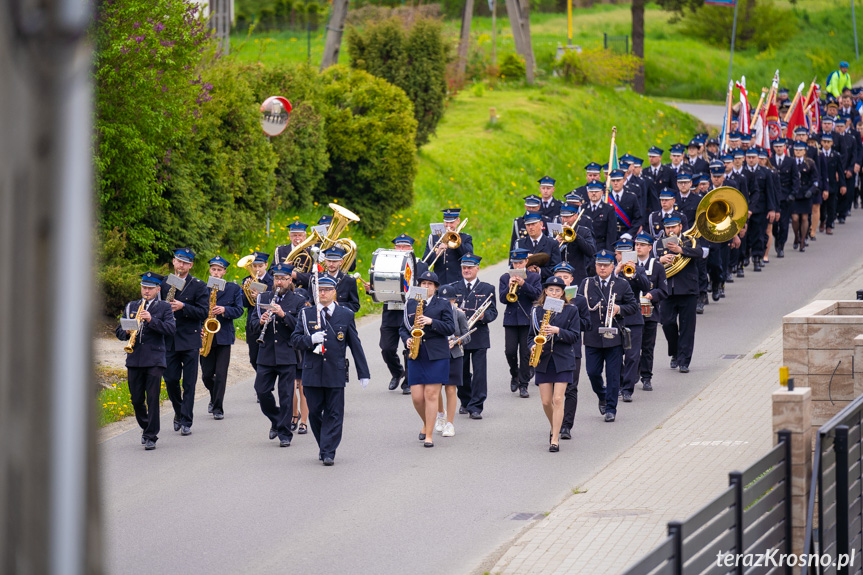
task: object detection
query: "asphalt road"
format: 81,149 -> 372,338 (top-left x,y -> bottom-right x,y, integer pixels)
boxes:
101,216 -> 863,575
667,102 -> 726,127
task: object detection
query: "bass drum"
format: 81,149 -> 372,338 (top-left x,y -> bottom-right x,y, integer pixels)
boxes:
369,249 -> 416,304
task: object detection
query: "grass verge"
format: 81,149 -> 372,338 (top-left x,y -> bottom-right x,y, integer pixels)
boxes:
97,366 -> 169,427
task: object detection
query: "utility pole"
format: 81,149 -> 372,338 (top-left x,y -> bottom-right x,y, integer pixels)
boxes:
456,0 -> 476,81
1,0 -> 99,574
504,0 -> 535,83
727,0 -> 739,87
321,0 -> 349,69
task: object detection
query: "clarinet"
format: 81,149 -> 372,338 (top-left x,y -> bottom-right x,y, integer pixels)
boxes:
256,289 -> 282,345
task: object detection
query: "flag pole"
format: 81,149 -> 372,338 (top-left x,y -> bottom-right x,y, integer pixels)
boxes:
751,87 -> 767,121
727,0 -> 739,87
783,82 -> 805,123
721,80 -> 733,152
604,126 -> 617,203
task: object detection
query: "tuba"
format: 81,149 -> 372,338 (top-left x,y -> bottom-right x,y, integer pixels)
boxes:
285,203 -> 360,274
664,187 -> 748,278
529,309 -> 552,367
237,254 -> 259,306
200,286 -> 222,357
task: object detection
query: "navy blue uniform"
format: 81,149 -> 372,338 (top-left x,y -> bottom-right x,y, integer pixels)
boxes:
328,270 -> 360,314
199,282 -> 244,416
251,289 -> 306,441
500,270 -> 542,390
379,259 -> 427,388
771,154 -> 799,254
618,266 -> 651,396
607,188 -> 643,239
745,164 -> 778,260
529,303 -> 581,383
161,275 -> 209,429
116,299 -> 176,443
400,296 -> 456,385
580,276 -> 639,417
516,234 -> 562,281
642,164 -> 675,213
635,257 -> 668,385
558,223 -> 596,285
647,208 -> 688,240
447,278 -> 498,415
821,149 -> 847,229
291,304 -> 370,462
584,202 -> 617,251
538,197 -> 564,221
243,272 -> 274,371
655,238 -> 705,369
510,214 -> 549,250
422,232 -> 474,286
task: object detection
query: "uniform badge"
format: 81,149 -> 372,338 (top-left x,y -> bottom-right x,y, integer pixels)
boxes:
337,331 -> 345,341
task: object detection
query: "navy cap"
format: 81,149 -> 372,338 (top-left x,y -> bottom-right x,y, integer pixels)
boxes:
745,147 -> 759,156
631,156 -> 644,166
543,276 -> 567,288
564,191 -> 583,204
758,148 -> 770,158
729,131 -> 741,141
392,233 -> 415,246
418,270 -> 440,286
709,160 -> 725,170
852,87 -> 862,96
442,208 -> 462,222
460,253 -> 482,266
691,174 -> 704,185
317,276 -> 337,289
648,146 -> 663,156
253,251 -> 269,264
780,120 -> 788,128
676,172 -> 692,182
523,194 -> 542,207
595,249 -> 615,264
609,169 -> 625,180
772,138 -> 787,147
710,165 -> 726,176
584,162 -> 602,173
208,256 -> 230,268
687,139 -> 701,148
635,233 -> 653,245
553,262 -> 575,275
778,87 -> 789,94
173,247 -> 195,263
822,115 -> 835,124
538,175 -> 556,186
659,188 -> 677,199
324,247 -> 346,261
821,133 -> 834,141
740,133 -> 753,142
614,239 -> 634,252
707,138 -> 720,146
586,182 -> 604,192
669,144 -> 685,155
720,153 -> 734,162
601,162 -> 610,171
792,141 -> 807,150
510,248 -> 530,261
271,263 -> 294,276
439,284 -> 458,300
317,214 -> 333,226
140,272 -> 164,287
732,148 -> 745,158
793,126 -> 809,135
559,204 -> 578,216
619,153 -> 635,167
663,215 -> 683,226
524,212 -> 543,224
288,220 -> 308,231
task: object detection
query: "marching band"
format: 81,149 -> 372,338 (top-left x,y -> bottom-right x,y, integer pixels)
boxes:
117,96 -> 863,459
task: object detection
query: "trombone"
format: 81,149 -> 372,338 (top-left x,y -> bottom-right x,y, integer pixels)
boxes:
559,208 -> 584,243
423,218 -> 468,267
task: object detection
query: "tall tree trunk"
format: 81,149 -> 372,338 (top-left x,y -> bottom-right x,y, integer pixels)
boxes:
321,0 -> 349,70
505,0 -> 535,83
456,0 -> 476,82
740,0 -> 756,42
631,0 -> 645,94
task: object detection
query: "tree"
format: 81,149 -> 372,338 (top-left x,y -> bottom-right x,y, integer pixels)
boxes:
631,0 -> 646,93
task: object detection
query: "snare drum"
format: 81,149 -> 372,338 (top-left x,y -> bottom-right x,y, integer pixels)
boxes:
369,249 -> 416,303
640,296 -> 653,317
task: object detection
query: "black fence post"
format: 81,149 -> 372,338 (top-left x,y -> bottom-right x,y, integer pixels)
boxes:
667,521 -> 683,575
729,471 -> 744,575
836,425 -> 850,575
603,33 -> 608,50
626,35 -> 629,54
778,430 -> 793,575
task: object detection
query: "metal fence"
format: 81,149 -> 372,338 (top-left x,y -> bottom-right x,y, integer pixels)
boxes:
621,431 -> 793,575
802,394 -> 863,575
604,33 -> 629,54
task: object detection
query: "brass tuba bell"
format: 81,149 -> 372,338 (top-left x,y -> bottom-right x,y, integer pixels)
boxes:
284,203 -> 360,273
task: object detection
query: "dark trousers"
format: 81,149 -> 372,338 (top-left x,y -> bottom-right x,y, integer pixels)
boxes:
707,244 -> 723,289
254,363 -> 296,441
303,386 -> 345,460
561,357 -> 582,429
621,324 -> 643,394
379,325 -> 404,379
127,366 -> 164,442
246,334 -> 260,371
504,325 -> 533,386
773,200 -> 791,250
747,212 -> 768,257
838,186 -> 852,218
458,348 -> 488,414
200,344 -> 231,414
165,348 -> 199,427
586,346 -> 622,415
661,294 -> 697,367
823,192 -> 839,228
696,255 -> 708,295
639,320 -> 659,381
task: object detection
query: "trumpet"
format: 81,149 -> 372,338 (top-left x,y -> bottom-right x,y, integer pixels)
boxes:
529,309 -> 552,367
621,261 -> 636,278
506,277 -> 519,303
408,297 -> 425,360
602,293 -> 617,339
466,294 -> 494,329
124,299 -> 146,354
423,218 -> 469,267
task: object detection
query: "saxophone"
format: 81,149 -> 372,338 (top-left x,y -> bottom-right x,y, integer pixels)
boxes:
200,286 -> 222,357
166,285 -> 178,303
529,309 -> 552,367
408,298 -> 425,360
124,299 -> 146,354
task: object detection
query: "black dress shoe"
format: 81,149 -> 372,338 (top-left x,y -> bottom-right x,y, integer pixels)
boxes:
695,301 -> 704,314
213,412 -> 224,420
549,444 -> 559,452
642,379 -> 653,391
181,426 -> 192,436
141,434 -> 146,445
469,412 -> 483,420
401,385 -> 411,395
736,268 -> 744,278
173,418 -> 181,432
712,289 -> 721,302
604,412 -> 616,422
753,259 -> 762,272
207,402 -> 214,414
598,400 -> 607,415
298,423 -> 307,434
418,432 -> 426,441
839,218 -> 846,224
679,365 -> 690,373
719,287 -> 725,298
519,387 -> 530,398
423,441 -> 434,448
793,240 -> 799,250
322,457 -> 334,466
560,427 -> 572,440
777,249 -> 785,258
269,428 -> 278,440
144,439 -> 156,450
510,378 -> 518,392
670,358 -> 678,369
458,406 -> 468,415
388,376 -> 400,390
622,391 -> 633,402
280,438 -> 291,447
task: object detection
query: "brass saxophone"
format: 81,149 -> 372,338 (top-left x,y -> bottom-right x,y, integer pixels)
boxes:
124,299 -> 146,354
529,309 -> 552,367
200,286 -> 222,357
408,298 -> 425,360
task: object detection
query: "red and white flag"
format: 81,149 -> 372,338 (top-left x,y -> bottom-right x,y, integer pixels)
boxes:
736,77 -> 751,134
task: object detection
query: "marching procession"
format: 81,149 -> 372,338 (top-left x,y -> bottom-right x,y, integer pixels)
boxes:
117,71 -> 863,463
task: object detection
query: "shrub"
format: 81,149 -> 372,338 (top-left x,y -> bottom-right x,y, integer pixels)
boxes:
679,1 -> 796,51
555,48 -> 641,87
499,53 -> 526,80
315,66 -> 418,233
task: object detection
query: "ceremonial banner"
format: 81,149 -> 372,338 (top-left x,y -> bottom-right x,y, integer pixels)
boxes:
704,0 -> 735,5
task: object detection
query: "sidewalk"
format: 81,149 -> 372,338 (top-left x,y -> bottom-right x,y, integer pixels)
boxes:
486,263 -> 863,575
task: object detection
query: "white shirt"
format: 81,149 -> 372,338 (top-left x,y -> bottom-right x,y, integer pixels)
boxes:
465,279 -> 475,291
317,302 -> 337,315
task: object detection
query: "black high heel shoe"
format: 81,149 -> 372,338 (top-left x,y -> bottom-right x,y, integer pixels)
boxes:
549,444 -> 559,453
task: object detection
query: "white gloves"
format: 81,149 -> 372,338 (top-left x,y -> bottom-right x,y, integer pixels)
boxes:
311,331 -> 325,344
359,378 -> 370,389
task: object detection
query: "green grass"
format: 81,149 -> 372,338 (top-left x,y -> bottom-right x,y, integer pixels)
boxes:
230,0 -> 863,101
192,81 -> 701,319
97,366 -> 169,427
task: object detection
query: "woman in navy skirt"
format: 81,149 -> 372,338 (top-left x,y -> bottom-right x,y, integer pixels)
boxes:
530,276 -> 581,452
400,271 -> 455,447
435,285 -> 471,438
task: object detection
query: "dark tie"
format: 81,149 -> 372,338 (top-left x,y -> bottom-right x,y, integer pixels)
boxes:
533,240 -> 538,249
